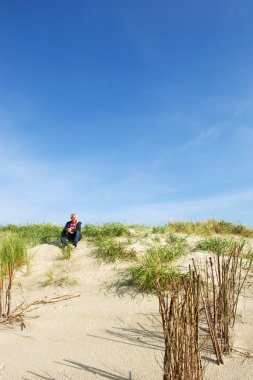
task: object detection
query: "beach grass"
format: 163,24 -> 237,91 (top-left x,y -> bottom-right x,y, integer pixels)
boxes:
194,236 -> 236,254
167,219 -> 253,237
0,223 -> 62,246
94,237 -> 137,263
125,234 -> 188,292
0,233 -> 27,316
83,222 -> 131,239
43,268 -> 78,287
61,244 -> 73,260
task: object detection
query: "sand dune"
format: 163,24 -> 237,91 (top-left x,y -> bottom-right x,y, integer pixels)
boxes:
1,240 -> 253,379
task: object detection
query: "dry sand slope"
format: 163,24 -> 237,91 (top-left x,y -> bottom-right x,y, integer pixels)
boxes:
1,240 -> 253,379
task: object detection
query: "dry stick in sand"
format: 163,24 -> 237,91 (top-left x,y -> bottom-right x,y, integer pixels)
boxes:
0,268 -> 3,317
0,294 -> 80,329
214,242 -> 251,354
193,241 -> 252,360
156,272 -> 203,380
192,259 -> 224,365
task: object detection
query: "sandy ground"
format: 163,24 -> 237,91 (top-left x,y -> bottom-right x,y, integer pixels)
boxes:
1,240 -> 253,379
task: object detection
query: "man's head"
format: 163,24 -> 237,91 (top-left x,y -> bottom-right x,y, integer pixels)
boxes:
70,213 -> 77,222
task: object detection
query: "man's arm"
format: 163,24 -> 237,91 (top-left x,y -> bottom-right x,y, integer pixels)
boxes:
76,222 -> 82,231
64,222 -> 71,232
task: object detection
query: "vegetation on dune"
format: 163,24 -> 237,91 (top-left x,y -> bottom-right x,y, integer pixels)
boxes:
194,236 -> 236,255
167,219 -> 253,237
84,223 -> 137,263
61,243 -> 73,260
0,223 -> 62,246
126,251 -> 185,292
152,226 -> 168,234
94,238 -> 137,263
43,267 -> 78,287
0,234 -> 26,316
125,234 -> 188,292
1,219 -> 252,247
83,222 -> 131,239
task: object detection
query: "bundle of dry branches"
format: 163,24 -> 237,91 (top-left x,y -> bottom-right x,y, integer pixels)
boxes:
197,241 -> 252,356
157,240 -> 252,379
157,271 -> 203,380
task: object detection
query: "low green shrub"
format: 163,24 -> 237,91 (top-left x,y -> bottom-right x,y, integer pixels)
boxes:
94,238 -> 137,263
195,237 -> 236,254
43,268 -> 78,287
167,219 -> 253,238
125,236 -> 188,292
126,250 -> 184,292
61,244 -> 73,260
0,223 -> 62,246
83,222 -> 131,239
152,226 -> 167,234
0,233 -> 27,316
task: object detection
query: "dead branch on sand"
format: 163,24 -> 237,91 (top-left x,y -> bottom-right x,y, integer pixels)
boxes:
0,294 -> 80,329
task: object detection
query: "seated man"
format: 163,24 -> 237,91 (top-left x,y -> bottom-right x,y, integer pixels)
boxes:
61,213 -> 82,248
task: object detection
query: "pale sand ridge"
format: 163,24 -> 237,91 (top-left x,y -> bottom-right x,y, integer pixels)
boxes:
0,240 -> 253,379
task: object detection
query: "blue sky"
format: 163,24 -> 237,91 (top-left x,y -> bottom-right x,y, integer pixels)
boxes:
1,0 -> 253,226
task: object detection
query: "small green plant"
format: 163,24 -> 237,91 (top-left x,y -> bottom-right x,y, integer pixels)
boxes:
152,226 -> 167,234
126,252 -> 184,292
61,244 -> 73,260
43,268 -> 78,287
83,222 -> 131,239
0,234 -> 26,316
194,237 -> 236,254
154,236 -> 161,243
94,238 -> 137,263
124,238 -> 187,292
0,223 -> 62,246
24,251 -> 34,275
167,219 -> 253,238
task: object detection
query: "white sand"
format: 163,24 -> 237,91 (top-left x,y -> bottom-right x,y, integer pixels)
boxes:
1,240 -> 253,379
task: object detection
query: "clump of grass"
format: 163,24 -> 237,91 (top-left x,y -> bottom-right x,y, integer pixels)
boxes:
24,251 -> 34,275
83,222 -> 131,239
95,238 -> 137,263
0,233 -> 27,316
0,223 -> 62,246
194,237 -> 236,254
167,219 -> 253,238
61,244 -> 73,260
164,232 -> 188,248
152,226 -> 167,234
43,268 -> 78,287
126,251 -> 184,292
125,237 -> 188,292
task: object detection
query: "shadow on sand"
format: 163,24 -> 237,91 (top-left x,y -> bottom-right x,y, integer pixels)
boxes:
87,320 -> 164,351
23,360 -> 133,380
57,359 -> 132,379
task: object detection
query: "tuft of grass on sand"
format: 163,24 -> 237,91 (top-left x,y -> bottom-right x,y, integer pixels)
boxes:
167,219 -> 253,238
94,238 -> 137,263
83,222 -> 131,239
0,223 -> 62,247
124,236 -> 188,292
194,236 -> 236,255
0,233 -> 27,316
43,267 -> 78,287
61,244 -> 73,260
24,251 -> 35,275
0,233 -> 27,271
126,251 -> 184,292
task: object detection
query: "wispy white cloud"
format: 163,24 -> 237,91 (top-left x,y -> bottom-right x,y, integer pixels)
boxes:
181,125 -> 224,151
1,86 -> 253,226
93,187 -> 253,227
